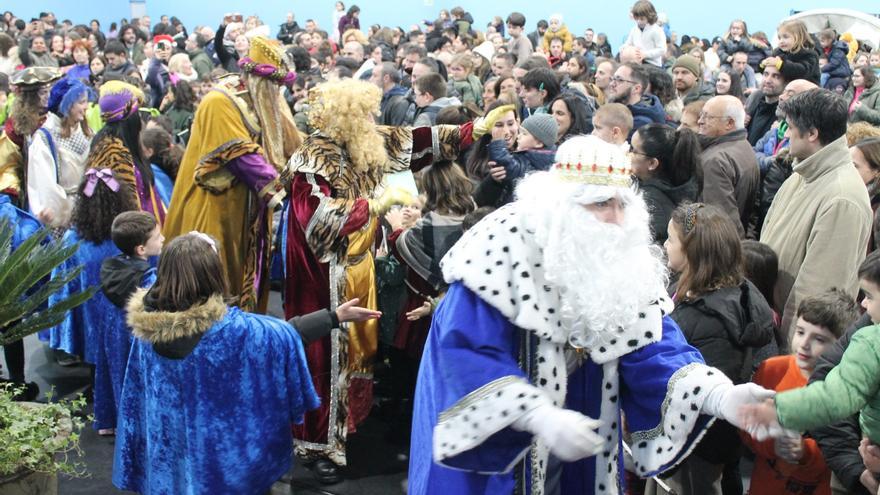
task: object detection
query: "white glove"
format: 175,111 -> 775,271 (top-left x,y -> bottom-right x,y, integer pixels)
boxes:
701,382 -> 776,428
512,404 -> 605,462
746,422 -> 787,442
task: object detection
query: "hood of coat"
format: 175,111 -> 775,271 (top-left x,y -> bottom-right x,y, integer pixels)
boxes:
676,280 -> 774,348
100,255 -> 152,308
630,94 -> 667,121
126,288 -> 227,343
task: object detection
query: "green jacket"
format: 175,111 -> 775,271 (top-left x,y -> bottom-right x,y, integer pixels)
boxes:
188,49 -> 214,80
451,74 -> 483,107
776,323 -> 880,443
845,84 -> 880,126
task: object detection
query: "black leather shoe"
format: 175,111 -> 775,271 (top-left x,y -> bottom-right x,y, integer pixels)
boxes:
311,459 -> 342,485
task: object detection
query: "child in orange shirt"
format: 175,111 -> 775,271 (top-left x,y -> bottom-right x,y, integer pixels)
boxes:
741,289 -> 859,495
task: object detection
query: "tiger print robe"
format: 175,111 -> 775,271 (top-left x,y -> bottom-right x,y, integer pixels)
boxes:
285,124 -> 464,465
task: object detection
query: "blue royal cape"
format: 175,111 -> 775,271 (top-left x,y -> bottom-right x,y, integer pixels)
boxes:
113,290 -> 320,495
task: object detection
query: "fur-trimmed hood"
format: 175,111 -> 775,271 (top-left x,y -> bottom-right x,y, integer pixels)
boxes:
126,288 -> 227,344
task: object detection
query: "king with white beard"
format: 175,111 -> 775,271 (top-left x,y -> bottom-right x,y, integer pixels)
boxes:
408,136 -> 775,495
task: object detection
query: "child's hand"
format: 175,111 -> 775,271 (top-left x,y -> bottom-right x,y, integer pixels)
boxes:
774,431 -> 804,464
860,438 -> 880,473
406,301 -> 433,321
762,56 -> 779,67
489,163 -> 507,183
384,208 -> 405,231
490,124 -> 506,141
37,207 -> 55,226
739,398 -> 781,438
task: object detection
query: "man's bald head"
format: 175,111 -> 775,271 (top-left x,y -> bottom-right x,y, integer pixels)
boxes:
699,95 -> 745,136
780,79 -> 818,103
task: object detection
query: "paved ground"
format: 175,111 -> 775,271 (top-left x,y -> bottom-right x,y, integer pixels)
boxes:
3,290 -> 409,494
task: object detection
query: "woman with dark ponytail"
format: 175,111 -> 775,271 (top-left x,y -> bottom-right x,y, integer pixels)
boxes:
629,123 -> 702,243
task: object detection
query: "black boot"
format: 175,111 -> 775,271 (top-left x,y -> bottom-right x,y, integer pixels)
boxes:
310,458 -> 342,485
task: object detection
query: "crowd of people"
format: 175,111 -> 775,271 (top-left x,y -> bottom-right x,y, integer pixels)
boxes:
3,2 -> 880,494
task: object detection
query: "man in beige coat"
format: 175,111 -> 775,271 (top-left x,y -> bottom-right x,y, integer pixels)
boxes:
761,89 -> 872,350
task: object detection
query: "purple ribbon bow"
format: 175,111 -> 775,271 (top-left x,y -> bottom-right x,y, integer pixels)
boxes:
83,168 -> 120,197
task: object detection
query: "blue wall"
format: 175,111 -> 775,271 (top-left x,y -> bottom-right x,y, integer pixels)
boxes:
8,1 -> 880,49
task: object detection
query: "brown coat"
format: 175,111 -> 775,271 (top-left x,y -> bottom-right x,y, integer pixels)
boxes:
698,128 -> 760,237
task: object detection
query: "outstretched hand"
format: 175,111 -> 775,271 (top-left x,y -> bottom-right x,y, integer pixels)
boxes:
406,301 -> 432,321
739,398 -> 782,440
336,298 -> 382,323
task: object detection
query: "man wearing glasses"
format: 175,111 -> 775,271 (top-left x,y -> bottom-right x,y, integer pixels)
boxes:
607,63 -> 665,138
697,95 -> 760,237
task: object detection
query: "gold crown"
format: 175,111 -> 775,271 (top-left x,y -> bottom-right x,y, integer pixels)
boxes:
551,135 -> 633,187
248,36 -> 285,70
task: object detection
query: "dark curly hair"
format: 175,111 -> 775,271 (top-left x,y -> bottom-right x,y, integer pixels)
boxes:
71,169 -> 139,244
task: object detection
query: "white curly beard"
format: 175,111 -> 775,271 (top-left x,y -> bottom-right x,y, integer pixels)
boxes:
516,172 -> 669,349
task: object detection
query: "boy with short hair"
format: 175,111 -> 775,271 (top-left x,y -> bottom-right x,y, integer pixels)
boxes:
94,211 -> 164,435
592,103 -> 633,148
412,73 -> 459,127
742,288 -> 859,495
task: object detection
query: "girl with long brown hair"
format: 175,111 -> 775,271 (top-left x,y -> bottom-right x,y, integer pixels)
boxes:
652,203 -> 775,494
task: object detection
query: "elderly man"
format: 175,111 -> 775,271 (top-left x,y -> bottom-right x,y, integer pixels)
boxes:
607,63 -> 665,137
697,95 -> 760,237
408,135 -> 774,495
760,89 -> 872,348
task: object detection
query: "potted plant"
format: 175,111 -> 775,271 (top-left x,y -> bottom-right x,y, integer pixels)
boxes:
0,218 -> 96,494
0,385 -> 88,494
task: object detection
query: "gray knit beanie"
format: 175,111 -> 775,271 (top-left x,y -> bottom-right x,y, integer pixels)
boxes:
521,113 -> 558,148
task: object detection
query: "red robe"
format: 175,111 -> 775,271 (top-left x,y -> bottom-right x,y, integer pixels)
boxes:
284,124 -> 468,465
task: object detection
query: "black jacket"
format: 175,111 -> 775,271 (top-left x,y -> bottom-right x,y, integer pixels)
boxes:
639,176 -> 699,244
809,312 -> 873,495
100,256 -> 154,308
746,94 -> 778,146
670,281 -> 775,463
774,47 -> 821,86
277,21 -> 300,45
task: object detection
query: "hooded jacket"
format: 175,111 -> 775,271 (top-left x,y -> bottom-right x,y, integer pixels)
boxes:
772,47 -> 821,86
639,176 -> 700,244
380,85 -> 410,126
628,94 -> 667,138
542,25 -> 574,53
845,83 -> 880,126
670,280 -> 775,463
822,40 -> 853,79
413,96 -> 461,127
100,255 -> 155,308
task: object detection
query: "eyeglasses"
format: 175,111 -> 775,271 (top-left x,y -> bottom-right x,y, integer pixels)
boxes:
611,76 -> 637,85
698,112 -> 729,120
630,150 -> 653,159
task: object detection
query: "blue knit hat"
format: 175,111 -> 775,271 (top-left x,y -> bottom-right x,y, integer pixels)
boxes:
47,77 -> 95,117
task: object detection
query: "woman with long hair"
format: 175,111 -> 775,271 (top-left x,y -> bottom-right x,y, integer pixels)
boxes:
384,161 -> 475,417
630,123 -> 701,243
852,137 -> 880,252
715,67 -> 744,100
465,100 -> 519,180
549,93 -> 593,145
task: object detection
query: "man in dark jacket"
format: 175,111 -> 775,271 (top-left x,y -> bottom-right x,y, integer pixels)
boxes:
810,312 -> 875,495
185,33 -> 214,80
371,62 -> 410,126
277,12 -> 300,45
103,41 -> 140,79
607,63 -> 666,137
698,95 -> 760,237
746,64 -> 787,145
672,55 -> 714,105
528,19 -> 548,50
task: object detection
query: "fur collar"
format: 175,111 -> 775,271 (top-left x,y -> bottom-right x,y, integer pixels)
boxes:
126,288 -> 228,344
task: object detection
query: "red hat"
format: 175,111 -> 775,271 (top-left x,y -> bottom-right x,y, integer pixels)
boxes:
153,34 -> 174,46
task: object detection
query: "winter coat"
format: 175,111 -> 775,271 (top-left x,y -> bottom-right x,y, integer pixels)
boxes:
699,128 -> 761,236
717,37 -> 755,65
380,85 -> 410,126
277,21 -> 300,45
760,136 -> 872,341
747,41 -> 772,72
754,144 -> 793,239
188,49 -> 214,80
746,93 -> 778,146
822,41 -> 853,79
681,82 -> 715,106
628,94 -> 667,138
450,74 -> 483,107
810,312 -> 874,495
413,96 -> 461,127
103,60 -> 139,80
146,58 -> 171,109
771,47 -> 821,86
542,25 -> 574,53
639,176 -> 699,244
17,37 -> 58,68
845,84 -> 880,126
671,280 -> 774,462
623,23 -> 666,67
776,323 -> 880,445
214,24 -> 240,73
473,140 -> 556,207
338,15 -> 360,37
